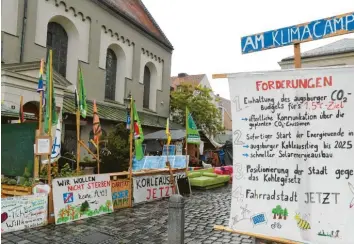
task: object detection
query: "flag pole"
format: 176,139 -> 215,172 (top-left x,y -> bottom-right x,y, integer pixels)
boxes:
185,107 -> 192,196
76,63 -> 81,173
47,51 -> 53,184
128,95 -> 133,207
166,119 -> 175,194
185,107 -> 188,173
35,59 -> 44,180
47,49 -> 54,224
97,140 -> 100,174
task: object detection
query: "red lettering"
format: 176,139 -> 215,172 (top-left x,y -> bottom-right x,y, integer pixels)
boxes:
165,186 -> 170,197
152,188 -> 157,199
268,80 -> 275,89
256,81 -> 262,91
315,77 -> 321,88
275,80 -> 283,89
67,184 -> 84,191
255,76 -> 333,91
286,80 -> 291,88
146,188 -> 152,200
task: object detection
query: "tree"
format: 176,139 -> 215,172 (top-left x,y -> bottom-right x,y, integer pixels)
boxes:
275,205 -> 283,219
80,201 -> 89,213
272,208 -> 277,219
170,83 -> 223,136
283,208 -> 288,220
100,123 -> 130,173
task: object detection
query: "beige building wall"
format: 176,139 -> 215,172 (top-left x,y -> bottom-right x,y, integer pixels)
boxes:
1,0 -> 173,117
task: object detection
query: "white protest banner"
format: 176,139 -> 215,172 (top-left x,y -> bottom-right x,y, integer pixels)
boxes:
133,172 -> 186,204
52,174 -> 113,225
228,66 -> 354,244
1,194 -> 48,233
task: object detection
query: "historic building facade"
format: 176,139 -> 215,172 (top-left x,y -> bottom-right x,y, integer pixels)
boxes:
1,0 -> 177,158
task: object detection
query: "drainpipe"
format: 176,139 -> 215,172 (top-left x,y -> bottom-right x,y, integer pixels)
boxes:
19,0 -> 28,63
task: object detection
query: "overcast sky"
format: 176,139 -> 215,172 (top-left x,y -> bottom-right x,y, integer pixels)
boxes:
143,0 -> 354,99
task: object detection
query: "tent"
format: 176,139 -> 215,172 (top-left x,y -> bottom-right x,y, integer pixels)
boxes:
221,140 -> 233,166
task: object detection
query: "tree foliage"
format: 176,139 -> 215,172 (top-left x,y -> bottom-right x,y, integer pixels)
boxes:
170,83 -> 223,136
100,123 -> 130,173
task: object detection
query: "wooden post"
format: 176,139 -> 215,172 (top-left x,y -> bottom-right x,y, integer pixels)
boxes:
128,96 -> 133,207
47,50 -> 54,224
34,79 -> 44,180
97,140 -> 100,174
76,64 -> 81,173
166,144 -> 176,194
34,130 -> 40,180
294,43 -> 301,68
76,109 -> 81,172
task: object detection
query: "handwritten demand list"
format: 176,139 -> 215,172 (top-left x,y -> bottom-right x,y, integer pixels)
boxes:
229,67 -> 354,244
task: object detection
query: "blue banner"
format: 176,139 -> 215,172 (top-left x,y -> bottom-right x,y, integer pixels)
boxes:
241,12 -> 354,54
132,155 -> 189,171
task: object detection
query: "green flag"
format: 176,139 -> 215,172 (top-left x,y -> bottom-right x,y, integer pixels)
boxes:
186,107 -> 200,144
78,66 -> 87,118
132,98 -> 144,160
44,50 -> 58,133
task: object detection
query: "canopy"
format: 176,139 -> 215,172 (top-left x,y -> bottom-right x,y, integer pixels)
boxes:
144,129 -> 185,141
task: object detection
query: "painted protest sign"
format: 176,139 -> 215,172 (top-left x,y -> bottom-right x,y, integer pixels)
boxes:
228,66 -> 354,243
52,174 -> 113,224
133,172 -> 186,204
241,12 -> 354,54
111,179 -> 130,209
1,194 -> 48,233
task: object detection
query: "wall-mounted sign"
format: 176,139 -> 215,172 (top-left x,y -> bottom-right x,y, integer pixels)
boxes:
111,179 -> 130,209
133,172 -> 186,204
35,136 -> 51,155
1,194 -> 48,233
52,174 -> 113,225
241,12 -> 354,54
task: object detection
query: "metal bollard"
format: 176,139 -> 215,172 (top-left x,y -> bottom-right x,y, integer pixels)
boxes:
168,194 -> 185,244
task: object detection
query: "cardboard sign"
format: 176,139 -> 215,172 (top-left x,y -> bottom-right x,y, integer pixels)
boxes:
1,194 -> 48,233
133,172 -> 186,204
52,174 -> 113,225
111,179 -> 130,210
228,66 -> 354,243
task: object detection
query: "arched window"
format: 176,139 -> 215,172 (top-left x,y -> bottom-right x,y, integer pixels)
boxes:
143,65 -> 151,109
46,22 -> 68,77
105,48 -> 117,100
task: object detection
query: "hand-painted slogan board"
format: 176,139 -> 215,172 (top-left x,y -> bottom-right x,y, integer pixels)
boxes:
228,66 -> 354,243
241,12 -> 354,54
111,179 -> 130,209
133,172 -> 186,204
1,194 -> 48,233
52,174 -> 113,224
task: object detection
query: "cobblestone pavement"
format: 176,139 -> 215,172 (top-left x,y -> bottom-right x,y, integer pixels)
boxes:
2,184 -> 255,244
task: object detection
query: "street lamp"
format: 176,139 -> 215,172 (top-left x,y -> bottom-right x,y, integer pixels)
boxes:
124,92 -> 132,109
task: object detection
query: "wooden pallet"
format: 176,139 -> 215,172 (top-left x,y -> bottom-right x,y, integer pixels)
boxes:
1,184 -> 32,198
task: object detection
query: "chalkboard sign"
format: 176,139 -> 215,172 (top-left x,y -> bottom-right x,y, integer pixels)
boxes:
177,177 -> 191,196
1,123 -> 37,176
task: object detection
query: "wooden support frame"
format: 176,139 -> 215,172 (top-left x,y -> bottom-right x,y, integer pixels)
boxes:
294,43 -> 301,68
214,225 -> 299,244
78,140 -> 100,162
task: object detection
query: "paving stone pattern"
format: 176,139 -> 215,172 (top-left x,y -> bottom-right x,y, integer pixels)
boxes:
2,185 -> 256,244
